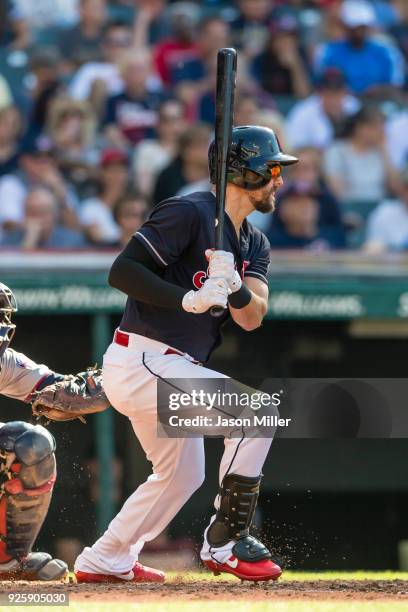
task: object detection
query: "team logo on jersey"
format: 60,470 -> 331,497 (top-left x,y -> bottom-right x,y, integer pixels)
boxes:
192,260 -> 250,289
192,270 -> 208,289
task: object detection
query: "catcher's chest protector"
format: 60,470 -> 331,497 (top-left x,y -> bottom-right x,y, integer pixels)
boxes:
0,421 -> 56,562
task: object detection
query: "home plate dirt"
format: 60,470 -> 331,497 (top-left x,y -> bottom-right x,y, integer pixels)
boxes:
0,576 -> 407,603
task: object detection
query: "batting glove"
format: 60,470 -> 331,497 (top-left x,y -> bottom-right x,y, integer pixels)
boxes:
182,277 -> 229,314
205,249 -> 242,294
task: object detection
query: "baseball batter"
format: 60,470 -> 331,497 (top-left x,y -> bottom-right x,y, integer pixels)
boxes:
0,282 -> 109,580
75,126 -> 298,583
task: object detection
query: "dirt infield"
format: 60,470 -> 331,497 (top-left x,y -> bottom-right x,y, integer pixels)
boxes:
0,576 -> 407,603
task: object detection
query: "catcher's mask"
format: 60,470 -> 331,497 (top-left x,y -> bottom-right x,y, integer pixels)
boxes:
0,283 -> 17,359
208,125 -> 298,191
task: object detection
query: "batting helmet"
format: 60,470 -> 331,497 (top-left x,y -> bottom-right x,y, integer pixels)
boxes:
209,125 -> 298,191
0,283 -> 17,359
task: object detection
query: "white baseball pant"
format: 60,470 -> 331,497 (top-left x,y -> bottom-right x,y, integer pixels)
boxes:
74,331 -> 274,575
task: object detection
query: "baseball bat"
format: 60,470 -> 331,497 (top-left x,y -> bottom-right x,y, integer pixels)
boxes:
210,47 -> 237,317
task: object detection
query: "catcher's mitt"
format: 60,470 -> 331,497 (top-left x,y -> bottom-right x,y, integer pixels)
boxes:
31,368 -> 110,423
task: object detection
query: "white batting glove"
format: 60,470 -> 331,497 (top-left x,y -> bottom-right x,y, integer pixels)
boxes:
205,249 -> 242,294
182,277 -> 229,314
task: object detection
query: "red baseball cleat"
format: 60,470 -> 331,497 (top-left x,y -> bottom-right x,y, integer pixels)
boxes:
203,556 -> 282,582
75,561 -> 165,583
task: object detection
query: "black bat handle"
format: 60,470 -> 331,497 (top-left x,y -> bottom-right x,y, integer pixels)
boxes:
210,47 -> 237,318
210,304 -> 225,317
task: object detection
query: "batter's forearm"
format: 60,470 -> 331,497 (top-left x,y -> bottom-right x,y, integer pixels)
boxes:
109,255 -> 186,310
229,290 -> 267,331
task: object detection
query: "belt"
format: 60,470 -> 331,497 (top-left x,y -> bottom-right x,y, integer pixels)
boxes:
113,329 -> 200,364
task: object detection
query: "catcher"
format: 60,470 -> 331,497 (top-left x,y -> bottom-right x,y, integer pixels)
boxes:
0,282 -> 109,580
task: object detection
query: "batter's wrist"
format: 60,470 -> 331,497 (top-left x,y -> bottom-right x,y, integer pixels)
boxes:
230,270 -> 242,293
228,283 -> 252,309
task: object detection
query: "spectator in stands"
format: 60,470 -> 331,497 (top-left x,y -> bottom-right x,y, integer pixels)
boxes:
386,97 -> 408,170
176,177 -> 212,198
372,0 -> 400,28
171,17 -> 231,121
26,49 -> 65,140
153,2 -> 201,87
169,16 -> 230,92
112,190 -> 148,248
132,99 -> 186,199
0,186 -> 87,249
194,57 -> 219,125
289,146 -> 344,228
315,0 -> 404,94
80,148 -> 129,245
0,136 -> 79,231
153,123 -> 211,204
0,76 -> 12,111
279,0 -> 342,59
127,0 -> 168,47
286,69 -> 360,150
102,48 -> 165,148
251,145 -> 342,232
198,80 -> 276,126
0,106 -> 22,177
231,0 -> 276,59
323,106 -> 397,204
389,0 -> 408,65
251,15 -> 310,98
267,181 -> 346,250
13,0 -> 78,33
46,97 -> 99,199
364,168 -> 408,252
0,1 -> 30,49
69,20 -> 133,104
255,108 -> 287,148
59,0 -> 108,69
234,93 -> 260,126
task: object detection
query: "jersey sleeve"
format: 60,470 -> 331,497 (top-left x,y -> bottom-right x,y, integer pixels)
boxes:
134,198 -> 200,267
0,349 -> 54,402
244,232 -> 270,285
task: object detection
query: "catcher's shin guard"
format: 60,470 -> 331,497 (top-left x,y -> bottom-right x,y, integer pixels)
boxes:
204,474 -> 281,581
0,421 -> 67,580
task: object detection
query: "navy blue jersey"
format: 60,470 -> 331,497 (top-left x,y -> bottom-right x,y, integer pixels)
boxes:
103,91 -> 165,145
120,191 -> 270,362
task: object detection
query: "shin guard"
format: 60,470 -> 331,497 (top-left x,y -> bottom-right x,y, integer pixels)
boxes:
0,421 -> 56,564
207,473 -> 271,562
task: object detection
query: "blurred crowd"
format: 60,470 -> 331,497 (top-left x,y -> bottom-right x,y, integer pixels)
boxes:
0,0 -> 408,252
